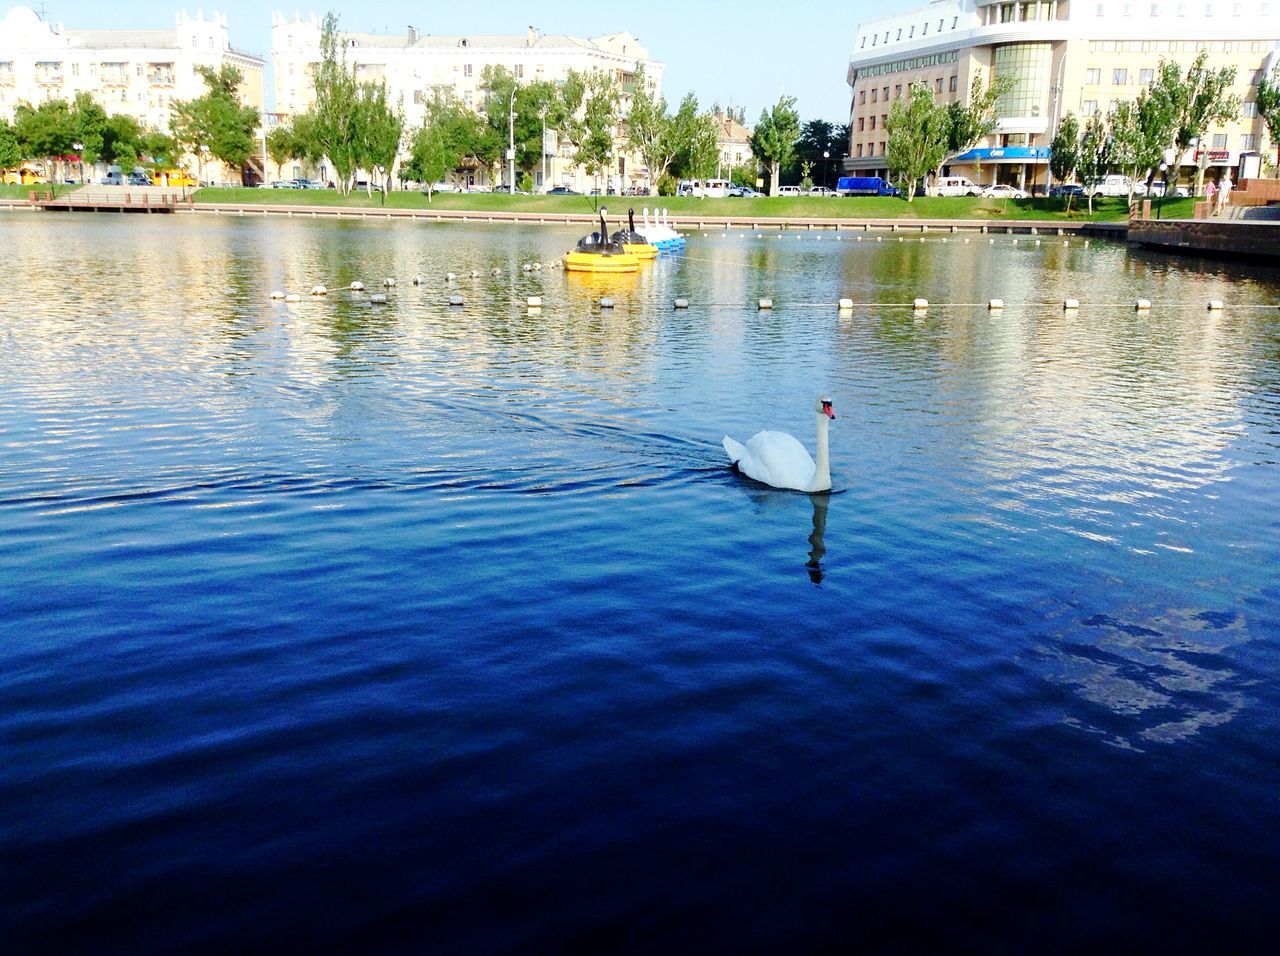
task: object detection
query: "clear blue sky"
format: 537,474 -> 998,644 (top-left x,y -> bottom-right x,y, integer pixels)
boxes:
35,0 -> 863,123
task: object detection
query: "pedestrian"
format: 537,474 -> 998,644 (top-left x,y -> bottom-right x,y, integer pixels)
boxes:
1205,178 -> 1217,207
1218,172 -> 1232,214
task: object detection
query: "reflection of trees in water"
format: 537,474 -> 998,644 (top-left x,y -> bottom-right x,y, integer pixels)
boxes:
1036,601 -> 1251,749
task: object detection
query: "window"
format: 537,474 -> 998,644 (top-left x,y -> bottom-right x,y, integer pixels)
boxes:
860,37 -> 866,49
1113,68 -> 1128,84
935,77 -> 943,93
1096,2 -> 1104,13
1086,68 -> 1101,84
1233,2 -> 1242,12
1151,2 -> 1160,12
879,141 -> 886,155
1243,101 -> 1257,117
872,88 -> 878,102
923,23 -> 928,34
895,84 -> 902,97
949,75 -> 958,92
1205,2 -> 1214,11
882,114 -> 887,128
1241,133 -> 1257,149
872,34 -> 878,46
1083,99 -> 1099,115
869,115 -> 876,130
910,26 -> 915,37
463,64 -> 472,77
952,16 -> 959,27
860,90 -> 866,105
1139,68 -> 1154,84
857,117 -> 865,131
856,144 -> 864,157
1212,133 -> 1227,148
896,29 -> 902,40
515,64 -> 523,79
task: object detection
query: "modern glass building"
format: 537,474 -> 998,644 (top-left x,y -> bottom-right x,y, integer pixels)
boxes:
844,0 -> 1280,191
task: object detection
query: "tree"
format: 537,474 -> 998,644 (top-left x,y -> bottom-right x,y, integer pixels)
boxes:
576,72 -> 618,198
356,82 -> 403,200
171,64 -> 259,184
102,113 -> 144,167
266,124 -> 297,177
1148,51 -> 1240,194
1110,92 -> 1170,202
403,122 -> 454,200
306,12 -> 361,194
13,99 -> 75,187
1256,66 -> 1280,167
937,75 -> 1015,190
1077,112 -> 1112,214
667,92 -> 704,178
885,81 -> 949,202
627,67 -> 676,191
69,92 -> 108,167
0,118 -> 21,170
685,110 -> 721,193
749,95 -> 800,195
1049,112 -> 1080,209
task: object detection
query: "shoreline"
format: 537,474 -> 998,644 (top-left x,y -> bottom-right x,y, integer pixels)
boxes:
0,197 -> 1129,236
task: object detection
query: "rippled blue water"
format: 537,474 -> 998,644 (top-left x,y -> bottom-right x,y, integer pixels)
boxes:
3,214 -> 1279,952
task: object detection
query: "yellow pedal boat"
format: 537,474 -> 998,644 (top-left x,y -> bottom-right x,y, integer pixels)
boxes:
563,208 -> 641,274
614,208 -> 658,259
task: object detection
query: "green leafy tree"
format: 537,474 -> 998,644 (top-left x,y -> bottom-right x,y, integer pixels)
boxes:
13,99 -> 76,188
1148,51 -> 1240,194
102,113 -> 144,167
403,122 -> 453,200
1077,112 -> 1112,214
1049,112 -> 1080,209
0,118 -> 22,170
356,82 -> 403,200
626,67 -> 676,191
575,72 -> 618,198
667,92 -> 704,178
69,92 -> 108,166
171,64 -> 260,184
885,81 -> 949,201
938,74 -> 1015,187
1110,92 -> 1170,202
749,95 -> 800,195
305,12 -> 361,194
265,124 -> 297,177
685,110 -> 721,192
139,128 -> 179,167
794,119 -> 837,187
477,67 -> 561,183
1256,65 -> 1280,167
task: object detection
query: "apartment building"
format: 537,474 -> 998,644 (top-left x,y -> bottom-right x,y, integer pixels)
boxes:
844,0 -> 1280,190
269,13 -> 664,191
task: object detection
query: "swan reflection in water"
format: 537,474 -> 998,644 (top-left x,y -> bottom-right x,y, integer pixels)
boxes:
807,493 -> 831,584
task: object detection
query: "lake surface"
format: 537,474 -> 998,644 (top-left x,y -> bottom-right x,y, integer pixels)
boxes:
2,214 -> 1279,953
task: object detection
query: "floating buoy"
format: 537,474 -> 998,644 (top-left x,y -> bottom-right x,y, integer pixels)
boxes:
838,298 -> 854,311
1063,298 -> 1080,310
674,298 -> 689,309
448,294 -> 464,307
1135,299 -> 1152,311
527,296 -> 542,308
1034,239 -> 1041,246
913,298 -> 928,310
349,281 -> 365,291
311,285 -> 327,296
470,270 -> 480,278
532,262 -> 542,270
445,272 -> 457,282
285,293 -> 302,303
964,237 -> 970,243
491,267 -> 502,276
758,298 -> 774,310
369,293 -> 388,305
269,290 -> 285,300
522,264 -> 533,272
1207,299 -> 1224,311
413,275 -> 424,286
599,297 -> 614,309
988,299 -> 1004,310
383,278 -> 396,287
989,238 -> 995,244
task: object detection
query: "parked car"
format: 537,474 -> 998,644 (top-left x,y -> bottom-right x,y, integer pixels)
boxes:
1049,183 -> 1084,197
729,184 -> 764,198
1144,181 -> 1190,198
1085,174 -> 1132,198
126,172 -> 151,186
809,186 -> 837,197
624,185 -> 651,196
776,185 -> 803,196
546,185 -> 579,195
934,176 -> 982,197
983,184 -> 1028,199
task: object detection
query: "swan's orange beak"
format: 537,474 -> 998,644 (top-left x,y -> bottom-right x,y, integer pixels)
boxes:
823,403 -> 835,419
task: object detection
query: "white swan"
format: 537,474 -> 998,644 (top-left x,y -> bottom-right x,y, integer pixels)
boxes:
723,396 -> 835,492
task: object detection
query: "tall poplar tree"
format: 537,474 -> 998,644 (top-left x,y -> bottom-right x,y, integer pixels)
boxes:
749,95 -> 800,195
885,81 -> 949,201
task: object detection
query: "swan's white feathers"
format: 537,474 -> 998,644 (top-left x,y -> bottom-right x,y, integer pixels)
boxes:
723,430 -> 817,491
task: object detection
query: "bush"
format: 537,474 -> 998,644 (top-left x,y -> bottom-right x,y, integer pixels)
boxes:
657,173 -> 677,197
519,172 -> 534,193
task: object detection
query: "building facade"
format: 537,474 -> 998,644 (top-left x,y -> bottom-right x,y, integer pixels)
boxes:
0,6 -> 264,180
844,0 -> 1280,191
714,112 -> 755,175
269,13 -> 665,192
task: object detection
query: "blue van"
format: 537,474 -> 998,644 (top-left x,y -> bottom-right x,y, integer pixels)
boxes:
836,176 -> 900,197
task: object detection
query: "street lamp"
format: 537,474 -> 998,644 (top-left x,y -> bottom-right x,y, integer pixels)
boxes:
1157,162 -> 1167,219
823,150 -> 830,190
507,89 -> 517,195
539,104 -> 548,194
72,142 -> 83,186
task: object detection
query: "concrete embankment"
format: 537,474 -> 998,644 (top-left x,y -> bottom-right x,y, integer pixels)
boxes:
1128,217 -> 1280,261
1,196 -> 1129,236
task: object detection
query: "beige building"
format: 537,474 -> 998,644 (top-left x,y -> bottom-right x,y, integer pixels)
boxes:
0,5 -> 264,182
845,0 -> 1280,191
714,112 -> 755,175
269,12 -> 664,191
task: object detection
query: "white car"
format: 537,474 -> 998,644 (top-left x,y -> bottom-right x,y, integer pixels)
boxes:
933,176 -> 982,197
1085,175 -> 1132,198
808,186 -> 837,197
984,184 -> 1028,199
776,185 -> 803,196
